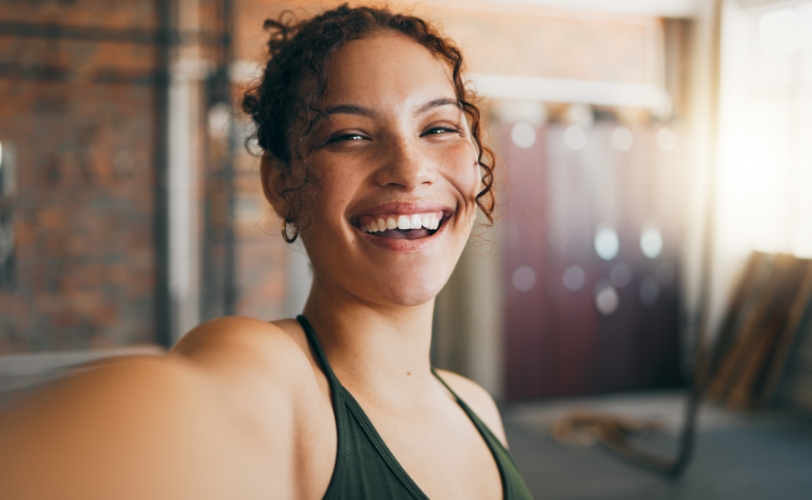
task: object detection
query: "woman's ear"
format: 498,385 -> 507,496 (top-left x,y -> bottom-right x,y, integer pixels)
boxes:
260,152 -> 288,218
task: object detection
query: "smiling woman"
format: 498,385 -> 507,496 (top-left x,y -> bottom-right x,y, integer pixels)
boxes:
0,4 -> 530,500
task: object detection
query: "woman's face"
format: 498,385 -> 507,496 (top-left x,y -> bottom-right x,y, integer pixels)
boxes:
295,33 -> 480,307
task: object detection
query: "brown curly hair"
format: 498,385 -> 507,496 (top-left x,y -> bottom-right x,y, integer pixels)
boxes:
242,4 -> 496,232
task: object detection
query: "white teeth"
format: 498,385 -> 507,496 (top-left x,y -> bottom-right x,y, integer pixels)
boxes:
397,215 -> 411,230
362,213 -> 443,233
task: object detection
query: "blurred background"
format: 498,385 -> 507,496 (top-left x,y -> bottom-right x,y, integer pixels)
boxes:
2,0 -> 812,498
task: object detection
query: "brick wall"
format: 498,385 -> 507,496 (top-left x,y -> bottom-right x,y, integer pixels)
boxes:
0,0 -> 160,353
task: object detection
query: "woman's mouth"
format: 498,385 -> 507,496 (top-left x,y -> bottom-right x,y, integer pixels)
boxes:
356,212 -> 444,240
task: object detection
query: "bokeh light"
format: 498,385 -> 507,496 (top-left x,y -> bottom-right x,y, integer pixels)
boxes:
595,283 -> 620,315
512,265 -> 537,292
611,126 -> 634,152
594,224 -> 620,260
640,222 -> 664,259
610,263 -> 632,288
562,265 -> 586,291
511,122 -> 537,149
564,125 -> 587,150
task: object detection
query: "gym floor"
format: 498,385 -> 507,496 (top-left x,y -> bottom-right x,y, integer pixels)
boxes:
502,391 -> 812,500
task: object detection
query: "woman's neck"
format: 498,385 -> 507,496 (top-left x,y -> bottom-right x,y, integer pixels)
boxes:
301,277 -> 437,409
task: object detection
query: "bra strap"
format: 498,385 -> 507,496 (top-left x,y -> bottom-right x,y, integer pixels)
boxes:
295,316 -> 349,495
431,366 -> 465,403
296,315 -> 341,387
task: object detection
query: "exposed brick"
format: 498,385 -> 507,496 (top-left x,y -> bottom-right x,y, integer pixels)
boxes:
0,1 -> 158,353
36,207 -> 65,230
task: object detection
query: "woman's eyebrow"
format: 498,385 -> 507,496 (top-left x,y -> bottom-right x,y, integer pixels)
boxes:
323,98 -> 460,118
324,104 -> 377,117
416,97 -> 460,115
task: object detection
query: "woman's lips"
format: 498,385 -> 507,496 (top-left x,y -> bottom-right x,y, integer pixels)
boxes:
355,215 -> 447,251
350,202 -> 452,245
373,227 -> 434,240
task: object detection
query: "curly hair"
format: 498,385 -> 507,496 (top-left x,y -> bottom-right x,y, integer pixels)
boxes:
242,4 -> 496,231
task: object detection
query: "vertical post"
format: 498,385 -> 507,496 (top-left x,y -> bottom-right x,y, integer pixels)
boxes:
167,0 -> 205,342
222,0 -> 237,315
0,141 -> 16,290
153,0 -> 173,348
670,0 -> 725,477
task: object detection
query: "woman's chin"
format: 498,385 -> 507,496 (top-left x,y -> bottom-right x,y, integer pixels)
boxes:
367,273 -> 448,308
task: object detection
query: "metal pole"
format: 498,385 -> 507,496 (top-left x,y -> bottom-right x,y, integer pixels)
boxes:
222,0 -> 237,316
153,0 -> 173,348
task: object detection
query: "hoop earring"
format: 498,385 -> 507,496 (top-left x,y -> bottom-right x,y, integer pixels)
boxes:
281,218 -> 299,243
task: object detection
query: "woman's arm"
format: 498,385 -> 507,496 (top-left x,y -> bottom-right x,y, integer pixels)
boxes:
0,325 -> 300,500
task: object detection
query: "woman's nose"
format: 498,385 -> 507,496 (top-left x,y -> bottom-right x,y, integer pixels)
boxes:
374,137 -> 435,190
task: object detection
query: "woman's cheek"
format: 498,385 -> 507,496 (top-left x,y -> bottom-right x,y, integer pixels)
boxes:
438,142 -> 478,187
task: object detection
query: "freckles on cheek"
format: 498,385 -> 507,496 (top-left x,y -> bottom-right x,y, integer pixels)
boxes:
441,146 -> 480,195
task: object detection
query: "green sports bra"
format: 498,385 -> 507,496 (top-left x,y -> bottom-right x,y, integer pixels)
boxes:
296,315 -> 533,500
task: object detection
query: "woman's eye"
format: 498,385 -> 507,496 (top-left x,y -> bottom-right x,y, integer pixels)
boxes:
422,126 -> 460,137
328,133 -> 366,143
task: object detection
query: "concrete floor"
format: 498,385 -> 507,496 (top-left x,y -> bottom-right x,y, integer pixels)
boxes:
501,391 -> 812,500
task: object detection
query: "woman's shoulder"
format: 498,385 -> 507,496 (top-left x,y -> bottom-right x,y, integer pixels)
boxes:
172,315 -> 312,375
435,369 -> 509,447
172,316 -> 336,498
171,315 -> 327,423
171,315 -> 332,431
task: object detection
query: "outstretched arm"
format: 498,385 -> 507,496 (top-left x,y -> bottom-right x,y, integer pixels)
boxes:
0,337 -> 297,500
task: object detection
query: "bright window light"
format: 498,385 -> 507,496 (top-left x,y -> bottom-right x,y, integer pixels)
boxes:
759,7 -> 803,56
716,1 -> 812,258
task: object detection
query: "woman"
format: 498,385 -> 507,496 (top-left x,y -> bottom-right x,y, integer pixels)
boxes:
0,5 -> 532,499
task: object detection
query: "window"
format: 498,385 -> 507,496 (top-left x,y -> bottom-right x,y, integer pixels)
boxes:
716,1 -> 812,259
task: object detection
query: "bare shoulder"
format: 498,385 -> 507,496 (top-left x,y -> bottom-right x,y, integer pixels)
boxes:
435,369 -> 508,447
170,315 -> 323,423
170,315 -> 329,430
173,313 -> 327,391
172,316 -> 309,373
172,316 -> 332,499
